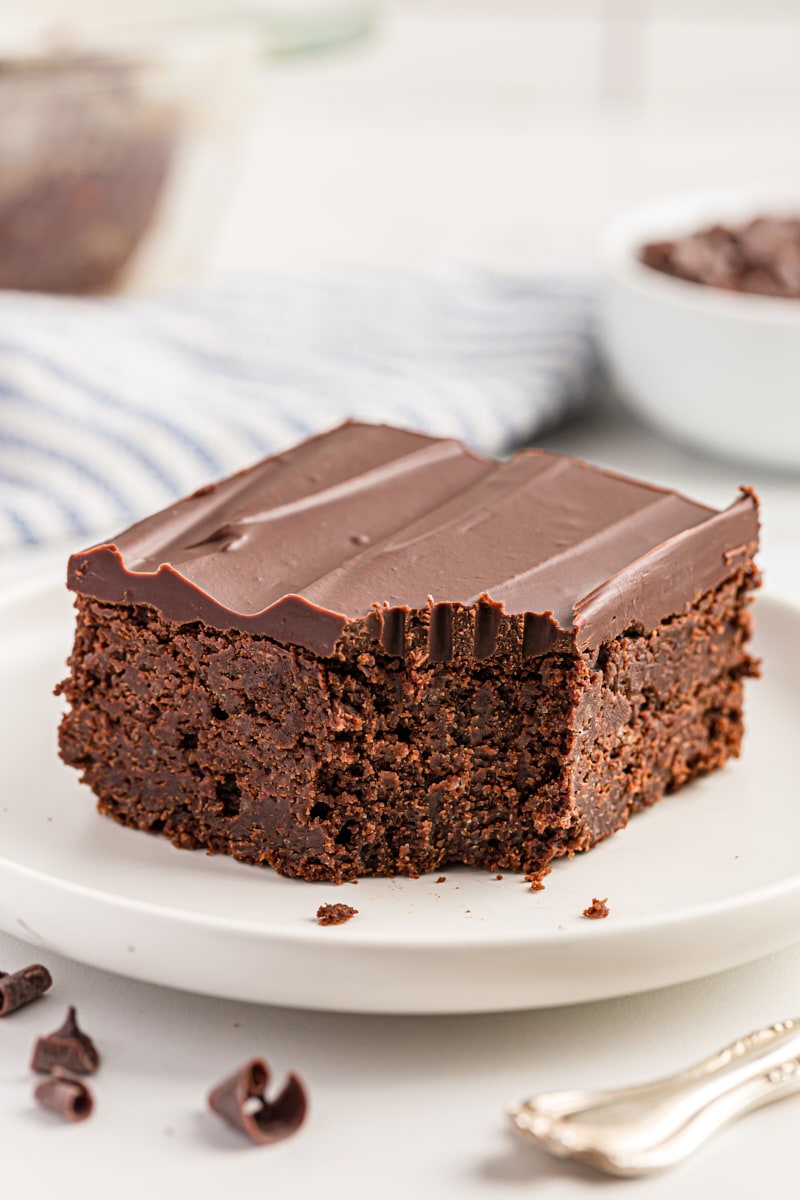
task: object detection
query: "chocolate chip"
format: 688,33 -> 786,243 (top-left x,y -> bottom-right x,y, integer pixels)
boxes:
208,1058 -> 307,1145
31,1006 -> 100,1076
0,964 -> 53,1017
641,215 -> 800,298
316,903 -> 358,926
34,1069 -> 94,1123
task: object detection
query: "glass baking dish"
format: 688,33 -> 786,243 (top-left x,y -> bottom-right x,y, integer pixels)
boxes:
0,22 -> 260,293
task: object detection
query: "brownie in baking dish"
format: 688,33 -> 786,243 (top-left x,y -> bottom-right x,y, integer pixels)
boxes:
57,422 -> 760,883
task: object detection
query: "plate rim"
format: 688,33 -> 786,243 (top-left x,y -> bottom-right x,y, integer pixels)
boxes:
2,826 -> 800,952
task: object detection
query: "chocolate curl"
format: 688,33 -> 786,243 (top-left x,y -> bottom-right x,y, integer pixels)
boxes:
208,1058 -> 307,1145
31,1006 -> 101,1076
34,1069 -> 94,1123
0,964 -> 53,1017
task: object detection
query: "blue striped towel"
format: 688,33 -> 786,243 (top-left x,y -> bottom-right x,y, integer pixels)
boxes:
0,269 -> 597,551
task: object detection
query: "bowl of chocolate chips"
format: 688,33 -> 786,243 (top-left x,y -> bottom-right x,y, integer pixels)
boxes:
600,188 -> 800,471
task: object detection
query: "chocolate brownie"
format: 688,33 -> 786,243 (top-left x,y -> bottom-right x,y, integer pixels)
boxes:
57,422 -> 760,883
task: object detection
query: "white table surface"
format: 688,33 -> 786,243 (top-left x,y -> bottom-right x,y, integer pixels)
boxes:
3,7 -> 800,1197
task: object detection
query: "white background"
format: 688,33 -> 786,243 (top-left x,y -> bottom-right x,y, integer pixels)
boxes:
212,0 -> 800,272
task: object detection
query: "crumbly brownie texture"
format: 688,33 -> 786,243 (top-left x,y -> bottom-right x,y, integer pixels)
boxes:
58,564 -> 758,883
641,215 -> 800,299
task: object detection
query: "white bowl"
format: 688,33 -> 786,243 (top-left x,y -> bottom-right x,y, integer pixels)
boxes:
599,187 -> 800,471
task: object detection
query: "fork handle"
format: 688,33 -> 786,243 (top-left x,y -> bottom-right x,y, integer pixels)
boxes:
509,1018 -> 800,1177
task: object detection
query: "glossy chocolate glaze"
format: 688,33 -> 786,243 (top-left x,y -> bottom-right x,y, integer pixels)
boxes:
67,422 -> 759,658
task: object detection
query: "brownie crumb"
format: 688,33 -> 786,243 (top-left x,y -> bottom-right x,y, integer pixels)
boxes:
526,864 -> 552,892
316,903 -> 358,926
436,876 -> 447,884
495,874 -> 503,880
582,897 -> 610,920
208,1058 -> 307,1145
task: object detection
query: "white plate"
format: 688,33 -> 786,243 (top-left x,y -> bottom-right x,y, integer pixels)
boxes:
1,580 -> 799,1014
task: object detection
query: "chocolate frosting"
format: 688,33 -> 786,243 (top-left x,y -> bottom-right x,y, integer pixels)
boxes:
67,422 -> 759,659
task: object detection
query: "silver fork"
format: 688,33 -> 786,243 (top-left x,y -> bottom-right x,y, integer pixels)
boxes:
508,1019 -> 800,1177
